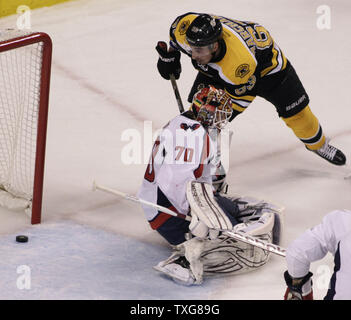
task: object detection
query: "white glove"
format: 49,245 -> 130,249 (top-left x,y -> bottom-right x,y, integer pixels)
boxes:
189,214 -> 209,238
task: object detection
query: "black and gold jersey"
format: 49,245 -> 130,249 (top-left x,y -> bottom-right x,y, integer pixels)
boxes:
169,12 -> 288,114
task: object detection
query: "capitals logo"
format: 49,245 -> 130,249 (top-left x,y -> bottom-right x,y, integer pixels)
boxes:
180,123 -> 201,131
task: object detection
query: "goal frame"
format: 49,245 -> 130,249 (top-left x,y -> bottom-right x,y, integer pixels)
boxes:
0,32 -> 52,224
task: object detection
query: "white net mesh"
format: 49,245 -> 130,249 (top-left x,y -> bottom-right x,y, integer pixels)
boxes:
0,29 -> 44,208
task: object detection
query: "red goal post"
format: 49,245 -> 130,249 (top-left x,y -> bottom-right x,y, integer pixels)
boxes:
0,30 -> 52,224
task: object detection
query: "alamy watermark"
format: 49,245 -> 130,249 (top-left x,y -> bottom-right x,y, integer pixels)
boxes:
120,121 -> 232,173
16,5 -> 31,30
16,265 -> 31,290
316,5 -> 331,30
315,264 -> 332,290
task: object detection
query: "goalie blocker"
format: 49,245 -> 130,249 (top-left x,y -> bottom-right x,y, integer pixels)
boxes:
154,181 -> 285,285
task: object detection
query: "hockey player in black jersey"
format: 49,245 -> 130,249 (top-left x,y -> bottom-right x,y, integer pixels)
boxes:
156,12 -> 346,166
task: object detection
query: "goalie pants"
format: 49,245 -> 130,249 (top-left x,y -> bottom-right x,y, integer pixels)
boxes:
188,60 -> 325,150
153,188 -> 239,245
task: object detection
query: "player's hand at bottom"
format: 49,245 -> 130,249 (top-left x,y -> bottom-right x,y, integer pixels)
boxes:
284,271 -> 314,300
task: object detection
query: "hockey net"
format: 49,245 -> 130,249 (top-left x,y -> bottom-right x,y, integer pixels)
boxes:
0,29 -> 52,224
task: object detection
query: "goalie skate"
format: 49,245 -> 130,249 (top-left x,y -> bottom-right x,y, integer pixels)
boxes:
153,252 -> 196,286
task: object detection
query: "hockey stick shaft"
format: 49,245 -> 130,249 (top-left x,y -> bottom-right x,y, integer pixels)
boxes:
92,181 -> 190,221
92,181 -> 286,257
223,230 -> 286,257
157,41 -> 184,113
170,74 -> 184,113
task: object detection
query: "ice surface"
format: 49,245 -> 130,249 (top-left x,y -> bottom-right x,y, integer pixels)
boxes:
0,221 -> 225,299
0,0 -> 350,300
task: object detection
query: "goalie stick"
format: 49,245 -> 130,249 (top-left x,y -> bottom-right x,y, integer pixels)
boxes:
92,181 -> 187,220
170,74 -> 184,113
92,181 -> 286,257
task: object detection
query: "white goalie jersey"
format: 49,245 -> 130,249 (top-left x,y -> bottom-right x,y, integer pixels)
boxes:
138,114 -> 219,222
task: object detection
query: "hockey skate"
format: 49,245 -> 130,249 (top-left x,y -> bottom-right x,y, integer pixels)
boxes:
307,139 -> 346,166
153,254 -> 196,286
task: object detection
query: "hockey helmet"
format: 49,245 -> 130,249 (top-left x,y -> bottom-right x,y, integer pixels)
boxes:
192,85 -> 233,129
186,14 -> 222,47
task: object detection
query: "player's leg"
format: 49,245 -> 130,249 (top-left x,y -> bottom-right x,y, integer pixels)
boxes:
151,187 -> 196,284
282,105 -> 325,151
257,61 -> 346,165
152,187 -> 190,245
283,106 -> 346,165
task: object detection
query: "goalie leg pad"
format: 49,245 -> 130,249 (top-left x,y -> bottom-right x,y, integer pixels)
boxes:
186,181 -> 234,230
154,230 -> 274,285
201,234 -> 272,276
272,210 -> 284,245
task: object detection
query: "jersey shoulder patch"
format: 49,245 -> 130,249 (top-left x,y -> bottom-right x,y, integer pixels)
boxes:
170,13 -> 198,51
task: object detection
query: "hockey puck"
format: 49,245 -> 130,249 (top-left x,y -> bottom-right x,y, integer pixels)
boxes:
16,235 -> 28,243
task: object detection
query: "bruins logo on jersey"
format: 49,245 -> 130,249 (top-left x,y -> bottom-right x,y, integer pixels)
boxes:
179,20 -> 190,35
235,64 -> 250,78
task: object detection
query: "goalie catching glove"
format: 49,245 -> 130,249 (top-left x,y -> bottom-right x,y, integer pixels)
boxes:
156,41 -> 181,80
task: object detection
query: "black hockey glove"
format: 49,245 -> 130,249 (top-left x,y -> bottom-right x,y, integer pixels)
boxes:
156,41 -> 181,80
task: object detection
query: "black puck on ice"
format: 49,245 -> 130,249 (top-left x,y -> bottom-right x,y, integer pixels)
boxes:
16,235 -> 28,243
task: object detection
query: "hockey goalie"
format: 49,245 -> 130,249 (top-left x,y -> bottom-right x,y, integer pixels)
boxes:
138,85 -> 284,285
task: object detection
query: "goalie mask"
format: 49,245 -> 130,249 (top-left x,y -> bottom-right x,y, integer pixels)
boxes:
191,85 -> 233,129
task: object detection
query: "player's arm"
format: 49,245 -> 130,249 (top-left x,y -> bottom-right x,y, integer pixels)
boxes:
155,13 -> 197,80
283,227 -> 330,300
283,212 -> 341,300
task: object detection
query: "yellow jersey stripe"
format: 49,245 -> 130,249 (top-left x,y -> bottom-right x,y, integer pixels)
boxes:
229,94 -> 255,102
260,45 -> 279,77
232,103 -> 246,112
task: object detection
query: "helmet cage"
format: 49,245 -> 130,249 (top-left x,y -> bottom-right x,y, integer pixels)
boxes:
193,86 -> 233,129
